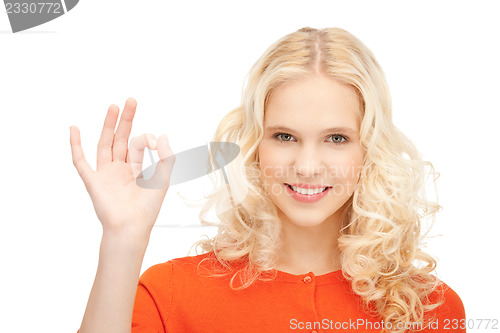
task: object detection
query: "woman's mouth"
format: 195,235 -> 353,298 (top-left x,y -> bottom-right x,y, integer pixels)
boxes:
284,183 -> 332,203
286,184 -> 330,194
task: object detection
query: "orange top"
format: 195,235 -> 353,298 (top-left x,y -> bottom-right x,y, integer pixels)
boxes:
130,252 -> 465,333
78,251 -> 466,333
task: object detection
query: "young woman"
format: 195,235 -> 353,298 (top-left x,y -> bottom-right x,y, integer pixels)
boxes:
71,27 -> 465,333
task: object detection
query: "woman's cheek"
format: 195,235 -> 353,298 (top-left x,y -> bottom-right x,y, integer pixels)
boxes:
330,160 -> 361,196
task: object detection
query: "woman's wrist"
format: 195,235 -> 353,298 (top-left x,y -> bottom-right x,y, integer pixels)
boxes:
100,225 -> 151,253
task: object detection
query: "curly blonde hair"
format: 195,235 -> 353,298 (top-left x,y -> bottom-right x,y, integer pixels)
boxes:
190,27 -> 444,332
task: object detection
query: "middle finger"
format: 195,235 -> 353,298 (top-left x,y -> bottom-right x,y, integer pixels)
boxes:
112,97 -> 137,162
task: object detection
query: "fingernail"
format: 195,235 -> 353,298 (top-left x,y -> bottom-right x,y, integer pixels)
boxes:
152,138 -> 158,146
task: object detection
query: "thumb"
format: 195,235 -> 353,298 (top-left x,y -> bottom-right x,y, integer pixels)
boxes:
70,126 -> 94,188
151,134 -> 176,189
136,135 -> 175,190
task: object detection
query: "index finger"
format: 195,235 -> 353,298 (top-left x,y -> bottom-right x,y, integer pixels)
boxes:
127,133 -> 158,179
97,104 -> 119,171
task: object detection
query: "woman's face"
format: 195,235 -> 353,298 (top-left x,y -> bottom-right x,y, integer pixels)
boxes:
258,74 -> 364,228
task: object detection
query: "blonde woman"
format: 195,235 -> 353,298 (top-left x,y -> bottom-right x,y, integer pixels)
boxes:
72,27 -> 465,333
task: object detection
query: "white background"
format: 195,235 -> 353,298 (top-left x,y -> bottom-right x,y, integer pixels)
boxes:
1,1 -> 499,332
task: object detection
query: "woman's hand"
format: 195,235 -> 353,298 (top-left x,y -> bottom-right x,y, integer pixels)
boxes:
70,98 -> 175,237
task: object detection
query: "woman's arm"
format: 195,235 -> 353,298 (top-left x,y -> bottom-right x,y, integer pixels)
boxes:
79,230 -> 150,333
70,98 -> 175,333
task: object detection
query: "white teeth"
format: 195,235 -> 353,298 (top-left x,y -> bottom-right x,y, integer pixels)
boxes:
290,185 -> 327,195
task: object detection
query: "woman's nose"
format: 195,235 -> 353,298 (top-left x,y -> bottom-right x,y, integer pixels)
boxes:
293,146 -> 326,178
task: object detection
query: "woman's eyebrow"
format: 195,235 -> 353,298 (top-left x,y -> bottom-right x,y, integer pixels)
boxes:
265,125 -> 358,136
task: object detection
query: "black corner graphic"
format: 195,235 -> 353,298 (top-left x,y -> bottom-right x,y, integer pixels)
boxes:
4,0 -> 79,33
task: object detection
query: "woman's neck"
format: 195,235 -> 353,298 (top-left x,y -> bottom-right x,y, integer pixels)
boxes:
276,211 -> 343,276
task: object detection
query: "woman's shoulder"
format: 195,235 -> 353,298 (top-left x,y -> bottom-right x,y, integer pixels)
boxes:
139,251 -> 215,283
426,277 -> 466,320
139,250 -> 242,288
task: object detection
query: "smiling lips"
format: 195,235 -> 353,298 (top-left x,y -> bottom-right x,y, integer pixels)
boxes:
285,183 -> 331,189
284,183 -> 332,203
285,183 -> 332,194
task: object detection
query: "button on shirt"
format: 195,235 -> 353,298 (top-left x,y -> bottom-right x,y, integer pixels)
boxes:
77,251 -> 466,333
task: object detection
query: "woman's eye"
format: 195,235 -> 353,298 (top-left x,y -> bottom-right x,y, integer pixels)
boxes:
330,134 -> 347,144
273,132 -> 349,145
276,133 -> 294,142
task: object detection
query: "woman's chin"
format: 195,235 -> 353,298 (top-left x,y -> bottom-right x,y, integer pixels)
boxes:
277,209 -> 331,228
